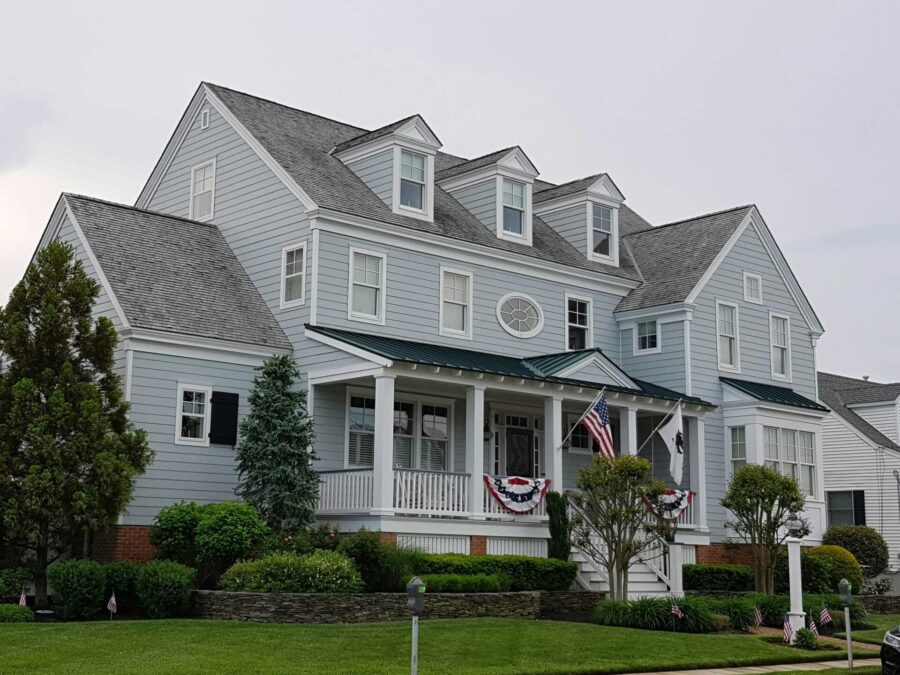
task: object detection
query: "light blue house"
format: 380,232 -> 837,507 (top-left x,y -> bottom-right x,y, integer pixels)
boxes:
32,83 -> 828,592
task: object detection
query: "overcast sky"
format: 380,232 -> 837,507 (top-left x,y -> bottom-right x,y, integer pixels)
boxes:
1,1 -> 898,380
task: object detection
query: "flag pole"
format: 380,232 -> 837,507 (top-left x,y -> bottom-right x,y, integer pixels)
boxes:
554,387 -> 606,453
632,398 -> 684,457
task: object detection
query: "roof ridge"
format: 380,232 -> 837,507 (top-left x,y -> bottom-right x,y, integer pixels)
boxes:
435,146 -> 518,175
63,193 -> 218,229
624,204 -> 754,238
819,371 -> 898,387
533,172 -> 606,193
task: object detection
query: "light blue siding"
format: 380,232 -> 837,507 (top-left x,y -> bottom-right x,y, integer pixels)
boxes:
446,179 -> 496,233
540,204 -> 587,256
619,321 -> 687,393
347,150 -> 393,207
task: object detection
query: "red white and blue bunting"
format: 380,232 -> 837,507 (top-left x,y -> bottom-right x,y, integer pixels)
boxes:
648,488 -> 693,520
483,475 -> 551,514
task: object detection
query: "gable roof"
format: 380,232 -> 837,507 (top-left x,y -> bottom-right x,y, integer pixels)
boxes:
720,376 -> 829,412
63,195 -> 291,351
533,173 -> 625,204
818,372 -> 900,450
434,147 -> 518,181
616,205 -> 753,313
331,114 -> 440,155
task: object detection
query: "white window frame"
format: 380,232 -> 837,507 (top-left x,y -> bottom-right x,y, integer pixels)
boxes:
398,149 -> 427,215
566,412 -> 593,455
200,108 -> 210,130
439,266 -> 473,340
280,241 -> 307,309
189,159 -> 216,222
391,145 -> 435,222
495,176 -> 533,245
743,272 -> 763,304
564,293 -> 593,351
728,425 -> 747,477
347,247 -> 387,325
175,383 -> 213,447
769,311 -> 792,381
587,201 -> 620,266
496,292 -> 545,339
762,426 -> 816,497
716,299 -> 741,372
633,319 -> 661,355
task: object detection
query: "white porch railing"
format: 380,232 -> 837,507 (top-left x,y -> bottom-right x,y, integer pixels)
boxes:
482,477 -> 548,521
318,469 -> 374,514
675,496 -> 697,528
393,469 -> 469,516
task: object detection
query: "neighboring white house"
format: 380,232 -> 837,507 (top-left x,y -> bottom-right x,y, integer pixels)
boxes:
819,372 -> 900,574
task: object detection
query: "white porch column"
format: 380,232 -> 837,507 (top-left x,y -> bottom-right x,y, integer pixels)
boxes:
466,384 -> 486,518
668,542 -> 685,598
544,396 -> 564,492
688,417 -> 707,529
372,373 -> 395,515
620,406 -> 638,455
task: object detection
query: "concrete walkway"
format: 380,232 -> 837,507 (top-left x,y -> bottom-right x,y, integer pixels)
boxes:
621,657 -> 881,674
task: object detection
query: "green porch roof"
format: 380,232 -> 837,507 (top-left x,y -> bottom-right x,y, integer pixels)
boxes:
720,376 -> 829,412
307,324 -> 714,407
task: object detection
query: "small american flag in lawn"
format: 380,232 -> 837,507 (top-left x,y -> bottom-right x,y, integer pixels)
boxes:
582,394 -> 615,458
820,603 -> 832,625
671,601 -> 684,619
809,618 -> 819,637
783,614 -> 793,643
107,592 -> 117,615
18,588 -> 26,607
754,605 -> 763,627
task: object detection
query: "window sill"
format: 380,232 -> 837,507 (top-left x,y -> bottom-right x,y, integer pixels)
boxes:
439,328 -> 473,340
744,296 -> 763,305
718,364 -> 741,373
280,298 -> 306,310
634,347 -> 661,356
175,437 -> 210,448
348,312 -> 385,326
394,204 -> 432,222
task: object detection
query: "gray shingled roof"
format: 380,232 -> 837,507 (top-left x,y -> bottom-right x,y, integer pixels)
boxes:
64,195 -> 291,351
205,84 -> 643,282
434,146 -> 519,182
331,114 -> 434,155
533,173 -> 619,203
818,372 -> 900,451
615,205 -> 753,312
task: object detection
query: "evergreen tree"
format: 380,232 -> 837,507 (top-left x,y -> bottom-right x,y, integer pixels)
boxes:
236,354 -> 317,535
0,241 -> 152,608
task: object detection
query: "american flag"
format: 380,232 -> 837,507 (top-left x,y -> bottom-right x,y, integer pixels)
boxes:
820,603 -> 832,625
107,592 -> 117,615
18,588 -> 26,608
582,394 -> 615,458
671,601 -> 684,619
809,618 -> 819,637
783,614 -> 793,643
754,605 -> 763,627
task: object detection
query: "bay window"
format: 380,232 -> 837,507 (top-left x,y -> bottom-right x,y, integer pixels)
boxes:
763,425 -> 816,496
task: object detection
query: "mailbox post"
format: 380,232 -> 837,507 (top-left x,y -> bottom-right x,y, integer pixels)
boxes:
839,578 -> 853,669
407,577 -> 426,675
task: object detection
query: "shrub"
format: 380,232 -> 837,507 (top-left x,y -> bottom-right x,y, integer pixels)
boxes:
807,545 -> 864,594
774,551 -> 835,594
0,604 -> 34,623
136,561 -> 196,618
104,561 -> 140,614
823,526 -> 889,579
683,564 -> 753,592
593,596 -> 714,633
219,551 -> 363,593
545,491 -> 571,561
194,502 -> 268,580
336,530 -> 424,592
150,501 -> 203,566
755,593 -> 867,629
863,578 -> 892,595
48,560 -> 107,620
794,627 -> 818,650
405,574 -> 508,593
697,595 -> 756,631
418,554 -> 576,591
0,567 -> 31,603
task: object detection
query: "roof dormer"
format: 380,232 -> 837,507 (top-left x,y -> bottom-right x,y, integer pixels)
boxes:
436,146 -> 539,246
533,173 -> 625,267
332,115 -> 442,222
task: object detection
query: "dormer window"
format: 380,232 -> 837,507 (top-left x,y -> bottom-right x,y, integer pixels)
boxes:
502,179 -> 526,236
592,205 -> 612,256
400,150 -> 426,211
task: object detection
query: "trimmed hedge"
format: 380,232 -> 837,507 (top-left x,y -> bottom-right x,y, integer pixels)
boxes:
48,560 -> 107,620
756,593 -> 867,628
823,526 -> 889,578
336,531 -> 425,592
808,545 -> 864,594
0,604 -> 34,623
136,561 -> 196,618
104,560 -> 141,614
417,554 -> 576,592
683,564 -> 753,592
404,574 -> 509,593
774,550 -> 835,594
0,567 -> 30,604
593,596 -> 718,633
220,551 -> 363,593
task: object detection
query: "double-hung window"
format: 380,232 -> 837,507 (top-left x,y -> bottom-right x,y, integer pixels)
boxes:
502,179 -> 525,236
568,413 -> 593,454
717,301 -> 739,370
566,297 -> 591,350
763,426 -> 816,496
281,243 -> 306,306
349,250 -> 385,323
400,150 -> 426,211
176,384 -> 212,446
348,396 -> 376,466
393,401 -> 415,468
771,314 -> 791,379
636,320 -> 659,353
827,490 -> 866,526
592,204 -> 612,257
190,161 -> 216,221
440,269 -> 472,338
730,426 -> 746,474
420,405 -> 450,470
744,272 -> 762,303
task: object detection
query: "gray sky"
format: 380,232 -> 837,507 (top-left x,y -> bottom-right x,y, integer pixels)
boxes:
2,1 -> 898,379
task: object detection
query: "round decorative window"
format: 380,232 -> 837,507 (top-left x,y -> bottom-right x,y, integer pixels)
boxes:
496,293 -> 544,338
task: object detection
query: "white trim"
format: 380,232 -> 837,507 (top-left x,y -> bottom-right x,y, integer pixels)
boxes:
743,272 -> 763,304
332,115 -> 442,163
347,247 -> 387,325
615,303 -> 694,323
439,266 -> 474,340
124,343 -> 134,403
304,327 -> 393,367
126,337 -> 277,367
309,226 -> 320,325
280,240 -> 308,309
554,354 -> 636,389
200,108 -> 210,130
684,319 -> 693,397
533,174 -> 625,215
307,364 -> 386,386
715,299 -> 741,372
495,292 -> 544,339
587,201 -> 620,267
769,311 -> 792,382
633,318 -> 661,356
188,158 -> 216,222
685,210 -> 755,305
564,292 -> 593,351
496,176 -> 533,246
174,383 -> 213,447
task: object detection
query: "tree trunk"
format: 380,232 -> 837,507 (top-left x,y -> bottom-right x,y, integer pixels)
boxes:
620,567 -> 629,600
606,561 -> 618,600
34,524 -> 50,610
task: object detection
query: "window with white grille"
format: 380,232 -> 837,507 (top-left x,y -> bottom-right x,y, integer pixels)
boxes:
190,161 -> 215,221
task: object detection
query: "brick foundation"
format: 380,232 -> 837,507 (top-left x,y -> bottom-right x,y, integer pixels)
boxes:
696,543 -> 754,566
92,525 -> 155,562
470,535 -> 487,555
378,531 -> 398,546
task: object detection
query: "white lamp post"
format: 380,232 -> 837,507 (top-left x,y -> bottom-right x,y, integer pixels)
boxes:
785,511 -> 806,643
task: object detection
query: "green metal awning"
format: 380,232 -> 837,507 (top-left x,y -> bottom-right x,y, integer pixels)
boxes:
720,376 -> 828,412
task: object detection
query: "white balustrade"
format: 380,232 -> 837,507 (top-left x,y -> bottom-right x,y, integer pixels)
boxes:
317,470 -> 374,514
675,496 -> 697,528
393,469 -> 469,516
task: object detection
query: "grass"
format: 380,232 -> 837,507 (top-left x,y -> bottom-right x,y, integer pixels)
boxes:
0,618 -> 881,674
836,611 -> 900,645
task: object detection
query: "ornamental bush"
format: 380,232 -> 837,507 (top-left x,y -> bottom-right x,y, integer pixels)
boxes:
823,526 -> 889,579
683,564 -> 753,592
794,627 -> 819,650
774,550 -> 835,594
695,595 -> 756,631
219,551 -> 363,593
0,567 -> 31,603
136,561 -> 196,618
336,530 -> 425,592
404,574 -> 509,593
807,545 -> 864,594
104,561 -> 141,614
545,491 -> 571,561
0,604 -> 34,623
48,560 -> 107,620
417,554 -> 576,591
149,502 -> 204,566
755,593 -> 867,629
593,596 -> 716,633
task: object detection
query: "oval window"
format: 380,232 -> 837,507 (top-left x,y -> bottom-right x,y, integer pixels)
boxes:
497,294 -> 544,338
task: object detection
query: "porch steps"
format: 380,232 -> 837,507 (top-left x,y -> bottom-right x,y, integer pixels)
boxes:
571,548 -> 671,598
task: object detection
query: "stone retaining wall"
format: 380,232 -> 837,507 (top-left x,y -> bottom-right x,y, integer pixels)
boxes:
858,594 -> 900,613
193,589 -> 604,624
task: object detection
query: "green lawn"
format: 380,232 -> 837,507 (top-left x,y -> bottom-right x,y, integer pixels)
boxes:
0,618 -> 881,674
836,611 -> 900,645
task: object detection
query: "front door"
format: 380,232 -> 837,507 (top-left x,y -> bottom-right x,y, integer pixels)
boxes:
506,427 -> 534,477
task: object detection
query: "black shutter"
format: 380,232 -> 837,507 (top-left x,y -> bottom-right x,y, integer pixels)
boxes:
853,490 -> 867,525
209,392 -> 239,446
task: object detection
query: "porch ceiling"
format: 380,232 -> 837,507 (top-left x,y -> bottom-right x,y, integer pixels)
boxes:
306,324 -> 714,407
